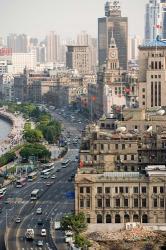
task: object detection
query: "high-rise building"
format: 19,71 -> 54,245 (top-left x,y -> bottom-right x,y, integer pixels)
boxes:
138,38 -> 166,109
161,0 -> 166,39
7,34 -> 28,53
46,31 -> 60,63
66,45 -> 92,75
128,36 -> 142,61
145,0 -> 162,41
77,31 -> 97,72
98,0 -> 128,70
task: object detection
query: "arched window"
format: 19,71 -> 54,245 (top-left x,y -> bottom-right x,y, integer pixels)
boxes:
124,214 -> 130,223
97,214 -> 103,223
115,214 -> 121,223
142,214 -> 148,223
133,214 -> 139,222
106,214 -> 111,223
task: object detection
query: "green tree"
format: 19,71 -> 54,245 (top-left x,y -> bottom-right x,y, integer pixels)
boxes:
0,151 -> 16,167
61,213 -> 87,235
19,144 -> 51,162
24,129 -> 43,143
74,234 -> 91,248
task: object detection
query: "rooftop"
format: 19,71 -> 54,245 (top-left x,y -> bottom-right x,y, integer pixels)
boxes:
139,38 -> 166,49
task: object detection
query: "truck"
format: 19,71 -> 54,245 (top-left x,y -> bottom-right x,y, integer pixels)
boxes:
25,229 -> 34,240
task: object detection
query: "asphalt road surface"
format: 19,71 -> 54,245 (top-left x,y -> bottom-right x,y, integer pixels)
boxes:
0,108 -> 83,250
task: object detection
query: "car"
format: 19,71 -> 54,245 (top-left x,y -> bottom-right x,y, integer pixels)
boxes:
51,175 -> 56,179
15,217 -> 21,223
46,182 -> 53,186
41,229 -> 46,236
37,240 -> 43,246
36,208 -> 42,214
37,219 -> 43,226
56,169 -> 60,172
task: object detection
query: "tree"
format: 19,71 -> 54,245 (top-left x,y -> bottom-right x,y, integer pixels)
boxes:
24,129 -> 43,143
61,213 -> 87,235
19,144 -> 51,162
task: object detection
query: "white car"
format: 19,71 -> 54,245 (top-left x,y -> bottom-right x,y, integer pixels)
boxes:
51,175 -> 56,179
41,229 -> 46,236
36,208 -> 42,214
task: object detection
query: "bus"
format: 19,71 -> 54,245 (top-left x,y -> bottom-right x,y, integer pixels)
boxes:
42,163 -> 54,170
31,189 -> 40,200
28,172 -> 38,182
0,188 -> 7,198
41,169 -> 51,178
61,159 -> 70,167
16,177 -> 27,188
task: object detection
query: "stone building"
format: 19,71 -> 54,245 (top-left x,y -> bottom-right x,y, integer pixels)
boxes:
75,166 -> 166,224
75,109 -> 166,224
66,45 -> 92,75
138,38 -> 166,109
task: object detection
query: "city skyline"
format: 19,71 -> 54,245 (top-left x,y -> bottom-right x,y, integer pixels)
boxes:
0,0 -> 147,39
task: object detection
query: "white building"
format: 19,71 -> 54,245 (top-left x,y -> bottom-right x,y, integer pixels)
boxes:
145,0 -> 163,41
12,50 -> 37,74
128,36 -> 142,61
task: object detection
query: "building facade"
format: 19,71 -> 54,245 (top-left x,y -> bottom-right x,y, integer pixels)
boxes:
98,0 -> 128,70
138,39 -> 166,109
66,45 -> 92,75
75,167 -> 166,224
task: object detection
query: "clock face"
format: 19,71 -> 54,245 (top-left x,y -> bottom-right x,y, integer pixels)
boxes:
110,51 -> 116,58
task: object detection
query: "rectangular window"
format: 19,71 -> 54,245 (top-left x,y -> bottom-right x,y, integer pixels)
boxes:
124,155 -> 127,160
159,61 -> 161,69
105,187 -> 110,194
115,187 -> 118,193
160,187 -> 164,193
131,155 -> 134,160
160,199 -> 164,208
97,187 -> 102,194
119,187 -> 123,193
106,199 -> 110,208
116,198 -> 120,207
124,198 -> 128,207
115,144 -> 118,150
80,199 -> 84,208
94,144 -> 97,150
153,186 -> 157,193
142,186 -> 146,193
153,199 -> 158,208
86,187 -> 90,193
86,199 -> 90,208
122,144 -> 125,150
80,187 -> 84,193
142,198 -> 147,208
133,187 -> 139,193
97,199 -> 102,208
151,61 -> 154,69
151,82 -> 153,107
155,82 -> 157,106
100,144 -> 104,150
158,82 -> 161,106
142,88 -> 145,93
134,198 -> 138,208
125,187 -> 128,193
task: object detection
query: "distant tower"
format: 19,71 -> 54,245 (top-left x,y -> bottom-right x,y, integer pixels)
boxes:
98,0 -> 128,70
46,31 -> 59,63
145,0 -> 162,41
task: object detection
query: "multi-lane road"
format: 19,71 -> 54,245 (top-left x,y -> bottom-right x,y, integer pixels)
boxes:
0,108 -> 86,250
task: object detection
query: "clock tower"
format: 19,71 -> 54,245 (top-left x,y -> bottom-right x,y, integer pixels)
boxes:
106,32 -> 119,71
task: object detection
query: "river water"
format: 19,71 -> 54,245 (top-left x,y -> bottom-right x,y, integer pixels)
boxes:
0,118 -> 12,140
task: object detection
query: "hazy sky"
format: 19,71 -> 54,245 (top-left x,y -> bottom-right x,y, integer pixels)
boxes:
0,0 -> 147,39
